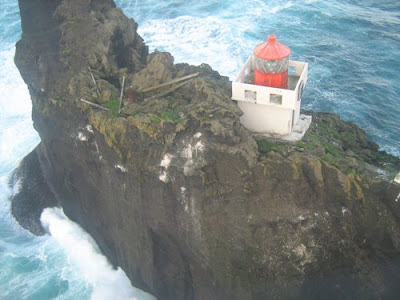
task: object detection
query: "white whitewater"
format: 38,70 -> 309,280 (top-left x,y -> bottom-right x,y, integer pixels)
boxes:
40,208 -> 156,300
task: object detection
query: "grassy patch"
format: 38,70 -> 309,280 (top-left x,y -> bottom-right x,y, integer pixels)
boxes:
323,143 -> 341,157
161,109 -> 181,123
319,123 -> 341,140
342,131 -> 357,147
321,155 -> 340,168
149,114 -> 161,123
256,138 -> 291,155
296,141 -> 306,148
256,140 -> 277,153
346,169 -> 359,176
53,96 -> 66,102
103,98 -> 120,118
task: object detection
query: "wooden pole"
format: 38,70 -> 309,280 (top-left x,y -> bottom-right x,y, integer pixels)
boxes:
80,99 -> 129,117
80,98 -> 110,111
88,67 -> 100,97
144,79 -> 193,102
118,75 -> 125,113
141,72 -> 199,93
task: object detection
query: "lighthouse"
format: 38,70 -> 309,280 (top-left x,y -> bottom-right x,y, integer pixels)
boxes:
232,35 -> 311,140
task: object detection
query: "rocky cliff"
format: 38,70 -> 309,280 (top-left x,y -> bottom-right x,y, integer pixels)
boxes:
13,0 -> 400,299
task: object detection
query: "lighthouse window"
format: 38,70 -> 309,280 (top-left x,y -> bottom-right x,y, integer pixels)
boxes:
270,94 -> 282,105
245,90 -> 257,101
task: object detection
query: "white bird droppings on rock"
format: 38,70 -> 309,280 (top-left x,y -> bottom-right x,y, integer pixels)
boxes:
77,132 -> 88,141
181,139 -> 206,175
341,206 -> 351,217
194,141 -> 205,154
293,244 -> 307,258
160,153 -> 173,168
194,132 -> 202,139
159,173 -> 167,182
115,164 -> 128,173
394,172 -> 400,184
182,144 -> 193,159
94,141 -> 100,154
297,215 -> 305,221
159,153 -> 174,182
179,187 -> 189,212
86,124 -> 94,133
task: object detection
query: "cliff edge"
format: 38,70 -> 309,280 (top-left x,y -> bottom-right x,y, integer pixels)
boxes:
13,0 -> 400,299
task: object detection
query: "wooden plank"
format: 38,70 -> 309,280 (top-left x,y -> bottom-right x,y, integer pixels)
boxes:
141,72 -> 199,93
80,99 -> 130,117
118,75 -> 125,113
80,99 -> 110,111
88,67 -> 100,96
144,79 -> 193,102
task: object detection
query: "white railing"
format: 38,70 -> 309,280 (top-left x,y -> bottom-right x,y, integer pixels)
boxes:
232,57 -> 308,111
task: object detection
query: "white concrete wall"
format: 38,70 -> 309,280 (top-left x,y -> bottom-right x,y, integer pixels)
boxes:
294,97 -> 301,126
232,82 -> 298,109
238,102 -> 293,135
290,60 -> 307,78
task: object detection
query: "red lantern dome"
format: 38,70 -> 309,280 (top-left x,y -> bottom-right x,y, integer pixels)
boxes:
253,35 -> 291,89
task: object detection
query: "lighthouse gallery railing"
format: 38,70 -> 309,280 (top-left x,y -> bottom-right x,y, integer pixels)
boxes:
232,57 -> 308,111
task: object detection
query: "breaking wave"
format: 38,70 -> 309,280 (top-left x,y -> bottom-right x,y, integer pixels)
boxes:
40,208 -> 156,300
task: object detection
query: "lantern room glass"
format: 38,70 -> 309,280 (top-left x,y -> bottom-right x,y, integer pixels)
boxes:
252,55 -> 289,74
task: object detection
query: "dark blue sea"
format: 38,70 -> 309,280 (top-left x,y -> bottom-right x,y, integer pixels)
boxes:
0,0 -> 399,299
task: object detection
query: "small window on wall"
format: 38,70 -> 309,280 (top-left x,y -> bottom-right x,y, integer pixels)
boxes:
270,94 -> 282,105
245,90 -> 257,101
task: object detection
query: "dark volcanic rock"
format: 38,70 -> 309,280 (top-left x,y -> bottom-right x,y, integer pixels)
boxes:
13,0 -> 400,299
10,145 -> 58,235
15,0 -> 147,99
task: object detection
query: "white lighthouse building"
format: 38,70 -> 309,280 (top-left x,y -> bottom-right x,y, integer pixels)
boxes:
232,35 -> 311,141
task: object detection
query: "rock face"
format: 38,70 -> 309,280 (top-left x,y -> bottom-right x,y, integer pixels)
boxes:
13,0 -> 400,299
10,145 -> 58,236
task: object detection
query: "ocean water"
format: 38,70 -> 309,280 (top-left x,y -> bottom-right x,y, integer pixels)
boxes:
0,0 -> 399,299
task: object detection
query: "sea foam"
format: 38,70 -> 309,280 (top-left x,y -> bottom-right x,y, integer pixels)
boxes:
0,47 -> 39,173
40,207 -> 156,300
